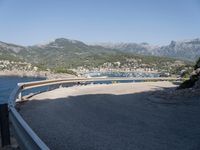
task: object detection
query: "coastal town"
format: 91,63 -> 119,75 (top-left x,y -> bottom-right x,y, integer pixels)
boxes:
0,58 -> 193,78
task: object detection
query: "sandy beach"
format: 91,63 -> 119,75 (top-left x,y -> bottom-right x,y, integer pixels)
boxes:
19,81 -> 200,150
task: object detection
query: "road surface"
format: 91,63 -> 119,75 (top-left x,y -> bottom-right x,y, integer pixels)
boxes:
19,82 -> 200,150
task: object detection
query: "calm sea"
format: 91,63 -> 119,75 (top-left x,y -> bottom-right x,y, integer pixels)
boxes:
0,76 -> 46,102
84,71 -> 160,78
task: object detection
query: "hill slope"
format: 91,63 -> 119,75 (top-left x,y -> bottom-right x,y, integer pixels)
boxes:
97,38 -> 200,61
0,38 -> 194,75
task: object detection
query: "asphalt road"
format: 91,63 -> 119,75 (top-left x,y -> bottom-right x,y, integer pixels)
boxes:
19,82 -> 200,150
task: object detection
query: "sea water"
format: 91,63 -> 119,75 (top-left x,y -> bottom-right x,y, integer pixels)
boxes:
84,71 -> 160,78
0,76 -> 46,102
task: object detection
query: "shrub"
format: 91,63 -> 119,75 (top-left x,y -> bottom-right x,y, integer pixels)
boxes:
178,57 -> 200,89
194,57 -> 200,70
178,74 -> 199,89
54,68 -> 77,76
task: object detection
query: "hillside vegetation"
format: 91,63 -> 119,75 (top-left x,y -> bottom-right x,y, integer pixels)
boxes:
0,38 -> 195,76
179,57 -> 200,89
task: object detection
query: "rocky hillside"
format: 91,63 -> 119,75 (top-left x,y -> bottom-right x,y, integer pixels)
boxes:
20,38 -> 122,68
0,38 -> 120,68
179,58 -> 200,89
0,41 -> 25,61
98,38 -> 200,61
156,39 -> 200,61
98,42 -> 158,55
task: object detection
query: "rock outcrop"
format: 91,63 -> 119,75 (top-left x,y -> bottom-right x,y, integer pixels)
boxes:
178,58 -> 200,89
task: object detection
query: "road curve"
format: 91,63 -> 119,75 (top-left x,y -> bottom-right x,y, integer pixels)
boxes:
19,82 -> 200,150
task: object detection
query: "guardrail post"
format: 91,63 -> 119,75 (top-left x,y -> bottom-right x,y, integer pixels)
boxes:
0,103 -> 11,147
18,92 -> 22,101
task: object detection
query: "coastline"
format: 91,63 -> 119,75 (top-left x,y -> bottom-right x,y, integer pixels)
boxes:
0,70 -> 76,79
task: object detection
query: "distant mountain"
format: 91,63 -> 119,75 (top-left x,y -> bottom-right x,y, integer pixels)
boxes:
98,42 -> 158,55
155,39 -> 200,61
0,38 -> 196,72
0,41 -> 25,53
21,38 -> 121,68
0,38 -> 122,68
0,41 -> 25,61
97,38 -> 200,61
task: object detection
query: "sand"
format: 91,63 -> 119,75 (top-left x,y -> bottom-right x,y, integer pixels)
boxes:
18,81 -> 200,150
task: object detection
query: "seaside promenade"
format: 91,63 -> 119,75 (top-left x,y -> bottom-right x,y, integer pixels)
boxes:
18,81 -> 200,150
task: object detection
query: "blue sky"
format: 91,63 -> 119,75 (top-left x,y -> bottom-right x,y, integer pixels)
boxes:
0,0 -> 200,45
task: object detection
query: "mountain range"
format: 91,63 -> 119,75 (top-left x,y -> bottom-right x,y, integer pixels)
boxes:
96,38 -> 200,61
0,38 -> 199,70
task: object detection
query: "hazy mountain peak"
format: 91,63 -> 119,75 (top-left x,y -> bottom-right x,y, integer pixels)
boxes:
96,38 -> 200,61
0,41 -> 25,53
0,37 -> 200,61
169,41 -> 176,47
54,38 -> 83,44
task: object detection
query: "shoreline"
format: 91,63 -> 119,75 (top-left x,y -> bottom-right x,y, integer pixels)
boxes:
0,70 -> 76,79
0,70 -> 181,81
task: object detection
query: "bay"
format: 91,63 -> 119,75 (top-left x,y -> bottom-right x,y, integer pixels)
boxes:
0,76 -> 45,102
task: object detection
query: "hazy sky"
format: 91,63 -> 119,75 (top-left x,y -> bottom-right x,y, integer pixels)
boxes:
0,0 -> 200,45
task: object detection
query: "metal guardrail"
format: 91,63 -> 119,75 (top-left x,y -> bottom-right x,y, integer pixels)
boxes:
7,77 -> 182,149
8,84 -> 50,150
9,107 -> 50,150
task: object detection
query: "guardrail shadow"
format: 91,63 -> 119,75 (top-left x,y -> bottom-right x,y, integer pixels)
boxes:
17,88 -> 200,150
